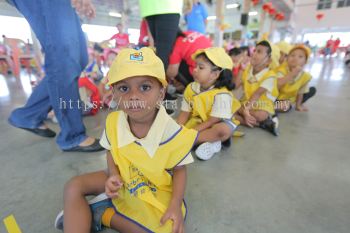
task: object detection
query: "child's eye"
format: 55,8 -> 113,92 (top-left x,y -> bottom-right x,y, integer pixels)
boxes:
117,85 -> 129,92
140,84 -> 151,92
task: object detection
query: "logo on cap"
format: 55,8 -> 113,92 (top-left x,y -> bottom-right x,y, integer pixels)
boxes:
130,52 -> 143,61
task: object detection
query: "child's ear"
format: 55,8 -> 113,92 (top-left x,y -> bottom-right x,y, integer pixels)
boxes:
159,87 -> 166,100
211,69 -> 221,80
266,57 -> 272,66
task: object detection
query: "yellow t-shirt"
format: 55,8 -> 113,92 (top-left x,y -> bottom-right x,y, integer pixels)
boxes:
182,82 -> 241,129
102,106 -> 198,233
276,62 -> 312,103
241,65 -> 279,114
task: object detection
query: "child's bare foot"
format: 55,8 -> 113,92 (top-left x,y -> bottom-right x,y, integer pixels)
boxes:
296,105 -> 308,112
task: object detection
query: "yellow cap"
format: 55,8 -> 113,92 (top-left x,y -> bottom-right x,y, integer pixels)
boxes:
289,44 -> 311,61
270,44 -> 281,69
192,47 -> 233,70
107,47 -> 167,87
275,41 -> 292,55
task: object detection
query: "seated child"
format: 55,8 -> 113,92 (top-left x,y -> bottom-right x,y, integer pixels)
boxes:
177,47 -> 241,161
235,40 -> 279,136
228,47 -> 243,87
54,47 -> 198,233
239,46 -> 251,70
275,41 -> 292,65
78,73 -> 101,115
86,48 -> 104,83
276,44 -> 316,112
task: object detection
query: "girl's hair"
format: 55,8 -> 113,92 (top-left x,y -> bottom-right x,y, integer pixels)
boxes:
228,47 -> 242,57
196,53 -> 235,91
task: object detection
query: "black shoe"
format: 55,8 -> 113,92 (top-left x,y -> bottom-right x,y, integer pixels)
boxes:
20,127 -> 56,138
302,87 -> 316,103
259,116 -> 279,136
8,118 -> 56,138
165,108 -> 175,116
165,93 -> 178,101
63,139 -> 105,152
222,138 -> 231,148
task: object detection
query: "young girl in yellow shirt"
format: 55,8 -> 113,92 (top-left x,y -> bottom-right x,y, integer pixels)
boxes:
177,47 -> 241,161
54,47 -> 198,233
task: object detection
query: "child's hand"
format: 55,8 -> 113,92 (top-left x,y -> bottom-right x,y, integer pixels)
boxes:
291,66 -> 303,77
160,202 -> 185,233
296,104 -> 308,112
243,110 -> 256,128
105,175 -> 123,199
71,0 -> 96,19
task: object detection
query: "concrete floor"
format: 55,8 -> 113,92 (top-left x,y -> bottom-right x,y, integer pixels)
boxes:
0,56 -> 350,233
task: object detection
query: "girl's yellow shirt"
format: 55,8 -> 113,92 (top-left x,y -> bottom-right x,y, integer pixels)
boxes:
276,62 -> 312,103
183,82 -> 241,128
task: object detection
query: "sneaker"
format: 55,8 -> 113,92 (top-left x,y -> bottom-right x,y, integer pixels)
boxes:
259,116 -> 279,136
195,141 -> 222,160
165,108 -> 175,116
54,193 -> 112,232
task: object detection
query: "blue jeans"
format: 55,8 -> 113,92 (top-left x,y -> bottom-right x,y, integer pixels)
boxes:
7,0 -> 88,149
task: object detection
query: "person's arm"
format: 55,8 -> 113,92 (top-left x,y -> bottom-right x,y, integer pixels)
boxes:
167,64 -> 180,83
277,72 -> 294,89
194,116 -> 221,132
240,87 -> 267,127
71,0 -> 95,19
107,151 -> 120,176
244,87 -> 267,111
160,166 -> 187,233
177,111 -> 191,125
201,4 -> 208,26
234,69 -> 243,88
105,151 -> 123,198
277,66 -> 302,89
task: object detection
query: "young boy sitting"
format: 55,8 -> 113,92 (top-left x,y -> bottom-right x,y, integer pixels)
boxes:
54,47 -> 198,233
235,40 -> 280,136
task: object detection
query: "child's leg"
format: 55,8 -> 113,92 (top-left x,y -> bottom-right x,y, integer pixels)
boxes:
252,110 -> 279,136
63,171 -> 108,233
302,87 -> 317,103
194,122 -> 233,160
109,213 -> 148,233
234,112 -> 249,126
196,122 -> 233,144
